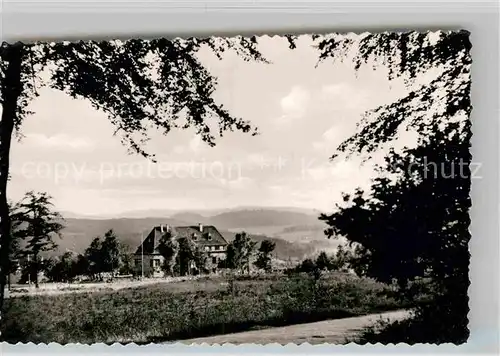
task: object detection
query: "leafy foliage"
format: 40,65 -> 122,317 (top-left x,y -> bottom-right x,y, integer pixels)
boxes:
288,248 -> 353,279
18,258 -> 44,285
44,252 -> 76,283
254,239 -> 276,272
73,254 -> 90,278
192,245 -> 208,274
2,38 -> 267,159
292,258 -> 318,275
79,230 -> 132,280
321,125 -> 470,286
100,230 -> 121,275
14,191 -> 64,287
224,232 -> 257,274
117,243 -> 134,276
0,37 -> 267,309
158,232 -> 209,277
6,201 -> 27,276
175,237 -> 197,276
330,245 -> 354,273
157,231 -> 179,276
315,251 -> 332,271
316,30 -> 471,343
84,237 -> 104,279
313,30 -> 471,159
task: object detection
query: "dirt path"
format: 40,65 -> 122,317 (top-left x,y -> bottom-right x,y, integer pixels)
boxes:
178,310 -> 411,345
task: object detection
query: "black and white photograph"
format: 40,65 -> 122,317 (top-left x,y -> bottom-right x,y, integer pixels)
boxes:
0,31 -> 471,345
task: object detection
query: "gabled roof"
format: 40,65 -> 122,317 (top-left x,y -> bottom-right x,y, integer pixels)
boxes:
134,225 -> 228,255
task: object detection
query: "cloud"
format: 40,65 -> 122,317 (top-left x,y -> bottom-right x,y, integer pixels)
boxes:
24,133 -> 95,150
173,145 -> 186,155
312,123 -> 355,154
189,135 -> 202,152
246,152 -> 276,169
9,37 -> 412,216
275,85 -> 311,124
321,83 -> 369,111
321,84 -> 344,97
215,176 -> 254,191
170,134 -> 205,156
281,86 -> 310,116
303,160 -> 361,183
322,126 -> 340,142
227,177 -> 254,190
247,153 -> 265,165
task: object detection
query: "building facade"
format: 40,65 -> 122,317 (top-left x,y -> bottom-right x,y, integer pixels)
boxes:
134,224 -> 228,277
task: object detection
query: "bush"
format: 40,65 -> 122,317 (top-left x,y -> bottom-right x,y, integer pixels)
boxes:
359,292 -> 468,344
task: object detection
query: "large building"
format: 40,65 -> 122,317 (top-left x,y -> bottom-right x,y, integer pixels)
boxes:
134,224 -> 229,277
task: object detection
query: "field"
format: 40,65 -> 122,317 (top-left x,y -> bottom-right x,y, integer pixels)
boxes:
1,272 -> 429,345
6,276 -> 205,297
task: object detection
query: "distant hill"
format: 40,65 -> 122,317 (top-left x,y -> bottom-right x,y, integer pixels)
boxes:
216,206 -> 321,216
273,225 -> 328,243
218,231 -> 323,260
104,209 -> 180,219
61,206 -> 322,221
53,217 -> 189,255
51,214 -> 335,260
60,207 -> 327,235
52,207 -> 336,260
207,210 -> 323,229
281,225 -> 326,233
170,212 -> 211,224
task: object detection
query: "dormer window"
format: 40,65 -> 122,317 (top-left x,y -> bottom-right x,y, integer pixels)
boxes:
207,233 -> 212,241
191,233 -> 197,241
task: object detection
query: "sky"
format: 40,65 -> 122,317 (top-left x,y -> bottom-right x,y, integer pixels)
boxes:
8,35 -> 415,216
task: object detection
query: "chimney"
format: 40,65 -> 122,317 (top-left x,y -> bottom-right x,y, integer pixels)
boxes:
160,224 -> 164,233
166,224 -> 170,233
199,223 -> 203,232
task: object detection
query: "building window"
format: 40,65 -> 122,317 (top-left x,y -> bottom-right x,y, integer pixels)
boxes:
153,259 -> 160,267
205,246 -> 210,251
212,257 -> 217,264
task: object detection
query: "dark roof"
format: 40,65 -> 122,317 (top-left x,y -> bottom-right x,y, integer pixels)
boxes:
134,225 -> 228,255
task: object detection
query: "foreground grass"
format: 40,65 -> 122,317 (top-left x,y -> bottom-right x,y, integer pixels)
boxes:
1,272 -> 427,344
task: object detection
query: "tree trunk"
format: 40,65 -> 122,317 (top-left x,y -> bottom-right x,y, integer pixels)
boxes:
33,253 -> 40,288
0,43 -> 23,311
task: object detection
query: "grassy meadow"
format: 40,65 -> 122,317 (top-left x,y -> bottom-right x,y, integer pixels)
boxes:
1,272 -> 429,344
